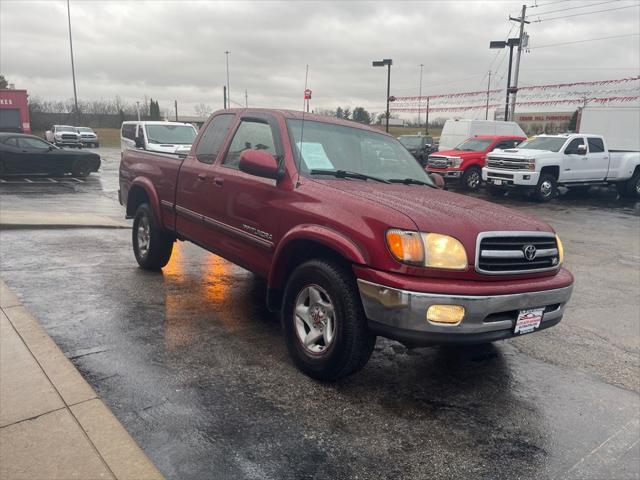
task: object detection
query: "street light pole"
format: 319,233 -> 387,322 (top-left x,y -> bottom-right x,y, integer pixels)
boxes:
425,97 -> 429,135
372,59 -> 393,133
224,51 -> 231,107
66,0 -> 79,119
418,64 -> 423,129
489,38 -> 520,121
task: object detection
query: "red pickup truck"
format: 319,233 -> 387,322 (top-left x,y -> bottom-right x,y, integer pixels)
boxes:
119,109 -> 573,381
426,135 -> 525,190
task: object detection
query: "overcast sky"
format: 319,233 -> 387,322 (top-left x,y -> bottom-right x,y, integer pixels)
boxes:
1,0 -> 639,118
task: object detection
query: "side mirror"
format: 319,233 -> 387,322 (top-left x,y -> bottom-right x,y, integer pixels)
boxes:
239,150 -> 282,180
134,136 -> 145,149
429,173 -> 446,189
577,144 -> 587,155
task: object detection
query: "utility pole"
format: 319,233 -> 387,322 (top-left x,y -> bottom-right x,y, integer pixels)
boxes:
66,0 -> 79,120
418,64 -> 423,129
245,89 -> 248,107
223,86 -> 227,109
136,101 -> 140,121
224,51 -> 231,108
509,4 -> 529,119
485,71 -> 491,120
174,100 -> 178,121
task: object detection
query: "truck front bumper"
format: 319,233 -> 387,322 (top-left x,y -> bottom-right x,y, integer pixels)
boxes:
426,168 -> 463,180
482,168 -> 540,187
357,279 -> 573,347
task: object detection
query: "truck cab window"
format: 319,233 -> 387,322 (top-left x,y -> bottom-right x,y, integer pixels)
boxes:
223,120 -> 276,169
196,114 -> 235,164
565,138 -> 585,154
587,137 -> 605,153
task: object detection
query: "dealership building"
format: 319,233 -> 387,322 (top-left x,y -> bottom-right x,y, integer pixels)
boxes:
0,86 -> 31,133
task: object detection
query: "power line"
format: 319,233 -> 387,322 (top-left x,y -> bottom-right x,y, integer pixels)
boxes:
528,0 -> 572,8
530,0 -> 620,16
530,33 -> 640,48
532,3 -> 640,22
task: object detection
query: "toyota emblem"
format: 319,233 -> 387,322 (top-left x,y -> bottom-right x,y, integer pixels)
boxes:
523,244 -> 537,261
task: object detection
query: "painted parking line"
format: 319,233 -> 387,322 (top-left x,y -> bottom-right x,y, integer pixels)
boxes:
0,178 -> 85,184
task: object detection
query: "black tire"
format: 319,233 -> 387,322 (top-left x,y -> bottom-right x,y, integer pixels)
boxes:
619,171 -> 640,199
95,142 -> 100,148
282,259 -> 376,381
461,166 -> 482,191
71,158 -> 90,177
534,173 -> 557,202
132,203 -> 174,270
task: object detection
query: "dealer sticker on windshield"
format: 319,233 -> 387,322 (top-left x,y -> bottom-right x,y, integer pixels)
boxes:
514,308 -> 544,335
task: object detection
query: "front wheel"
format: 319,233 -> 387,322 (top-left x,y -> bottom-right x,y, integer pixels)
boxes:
534,174 -> 557,202
282,259 -> 376,381
461,166 -> 482,191
132,203 -> 174,270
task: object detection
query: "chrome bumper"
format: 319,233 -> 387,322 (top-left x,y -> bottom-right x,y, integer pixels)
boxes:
357,279 -> 573,346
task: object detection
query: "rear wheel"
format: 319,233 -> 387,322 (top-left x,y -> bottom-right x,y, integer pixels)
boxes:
282,259 -> 376,381
461,166 -> 482,191
534,174 -> 557,202
132,203 -> 174,270
618,171 -> 640,199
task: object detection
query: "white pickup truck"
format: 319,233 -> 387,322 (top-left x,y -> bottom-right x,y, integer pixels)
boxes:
482,134 -> 640,201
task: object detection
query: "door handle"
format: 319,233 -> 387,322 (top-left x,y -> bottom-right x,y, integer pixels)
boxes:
197,173 -> 208,181
213,177 -> 224,186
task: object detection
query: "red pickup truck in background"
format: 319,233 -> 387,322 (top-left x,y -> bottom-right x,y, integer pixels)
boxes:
426,135 -> 525,190
119,109 -> 573,381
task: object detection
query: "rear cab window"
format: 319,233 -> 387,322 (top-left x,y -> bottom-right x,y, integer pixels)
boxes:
587,137 -> 605,153
196,114 -> 235,164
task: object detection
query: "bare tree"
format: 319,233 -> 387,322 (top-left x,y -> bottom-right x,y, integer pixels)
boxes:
194,103 -> 213,118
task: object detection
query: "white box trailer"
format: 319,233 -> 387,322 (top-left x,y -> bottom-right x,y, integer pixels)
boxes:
578,106 -> 640,152
438,119 -> 525,151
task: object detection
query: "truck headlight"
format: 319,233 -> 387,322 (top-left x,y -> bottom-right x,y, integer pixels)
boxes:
556,235 -> 564,265
386,230 -> 467,270
526,159 -> 536,171
449,157 -> 463,168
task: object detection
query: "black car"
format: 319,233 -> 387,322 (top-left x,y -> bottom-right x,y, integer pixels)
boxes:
398,135 -> 437,166
0,133 -> 100,177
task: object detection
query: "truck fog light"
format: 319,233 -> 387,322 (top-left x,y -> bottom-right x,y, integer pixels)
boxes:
524,175 -> 530,180
426,305 -> 465,324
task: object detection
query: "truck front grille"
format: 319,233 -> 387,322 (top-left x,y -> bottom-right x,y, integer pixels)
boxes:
476,232 -> 560,275
486,157 -> 529,170
427,156 -> 449,168
61,134 -> 77,140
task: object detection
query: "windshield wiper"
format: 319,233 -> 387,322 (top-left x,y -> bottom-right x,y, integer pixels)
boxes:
309,169 -> 391,184
387,178 -> 435,187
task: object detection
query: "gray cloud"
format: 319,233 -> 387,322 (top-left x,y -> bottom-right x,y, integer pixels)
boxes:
1,0 -> 639,118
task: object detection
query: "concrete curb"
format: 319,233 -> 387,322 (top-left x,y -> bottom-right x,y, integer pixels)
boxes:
0,211 -> 130,230
0,280 -> 164,480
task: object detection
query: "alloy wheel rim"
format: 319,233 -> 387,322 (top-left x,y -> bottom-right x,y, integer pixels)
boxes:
540,180 -> 552,196
293,284 -> 336,354
137,215 -> 150,257
635,179 -> 640,194
468,171 -> 480,188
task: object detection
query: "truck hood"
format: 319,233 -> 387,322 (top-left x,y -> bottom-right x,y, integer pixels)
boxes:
488,148 -> 552,159
432,149 -> 483,158
313,179 -> 553,240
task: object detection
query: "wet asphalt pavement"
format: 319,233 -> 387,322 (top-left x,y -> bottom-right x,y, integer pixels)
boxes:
1,148 -> 639,480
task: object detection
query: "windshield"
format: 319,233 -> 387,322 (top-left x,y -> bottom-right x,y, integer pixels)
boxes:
517,136 -> 567,152
144,124 -> 197,144
454,138 -> 493,152
287,119 -> 434,185
398,136 -> 423,148
76,127 -> 93,133
57,126 -> 76,133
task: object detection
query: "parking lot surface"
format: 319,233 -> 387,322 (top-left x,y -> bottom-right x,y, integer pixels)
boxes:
1,148 -> 639,479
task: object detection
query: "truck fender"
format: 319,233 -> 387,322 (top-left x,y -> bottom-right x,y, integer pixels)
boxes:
127,177 -> 162,222
267,224 -> 367,291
